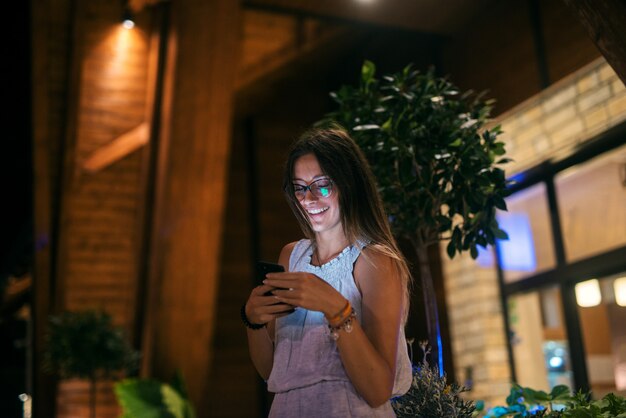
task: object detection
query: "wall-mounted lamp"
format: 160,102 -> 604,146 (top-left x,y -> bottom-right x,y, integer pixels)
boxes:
575,279 -> 602,307
614,277 -> 626,307
122,2 -> 135,29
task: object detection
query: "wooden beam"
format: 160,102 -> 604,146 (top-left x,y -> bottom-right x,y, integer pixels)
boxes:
562,0 -> 626,86
31,0 -> 74,415
82,122 -> 149,173
141,0 -> 241,414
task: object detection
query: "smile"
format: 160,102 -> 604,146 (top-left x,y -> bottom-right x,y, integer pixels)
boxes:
307,207 -> 329,215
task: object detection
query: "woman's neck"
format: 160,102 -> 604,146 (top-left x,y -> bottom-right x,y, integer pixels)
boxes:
314,230 -> 350,263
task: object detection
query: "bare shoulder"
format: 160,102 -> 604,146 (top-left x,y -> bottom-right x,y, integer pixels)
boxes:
278,241 -> 299,270
354,245 -> 401,291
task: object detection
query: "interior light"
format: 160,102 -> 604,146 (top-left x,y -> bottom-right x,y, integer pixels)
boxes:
122,6 -> 135,29
614,277 -> 626,307
495,213 -> 537,271
549,356 -> 564,368
575,279 -> 601,307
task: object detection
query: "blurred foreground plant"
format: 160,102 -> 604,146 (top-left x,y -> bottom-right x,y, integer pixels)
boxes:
115,373 -> 196,418
485,384 -> 626,417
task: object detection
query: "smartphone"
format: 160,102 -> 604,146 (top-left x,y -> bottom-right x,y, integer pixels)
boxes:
257,261 -> 287,297
256,261 -> 294,313
257,261 -> 285,283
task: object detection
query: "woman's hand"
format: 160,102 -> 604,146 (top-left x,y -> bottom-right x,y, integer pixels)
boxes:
245,284 -> 295,325
264,272 -> 346,318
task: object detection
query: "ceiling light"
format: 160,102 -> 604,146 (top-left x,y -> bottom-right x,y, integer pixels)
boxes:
575,279 -> 601,307
614,277 -> 626,307
122,5 -> 135,29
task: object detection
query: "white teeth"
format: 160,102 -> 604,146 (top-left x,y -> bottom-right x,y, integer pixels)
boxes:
307,207 -> 328,215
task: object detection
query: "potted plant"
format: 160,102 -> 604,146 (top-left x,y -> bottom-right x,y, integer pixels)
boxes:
320,61 -> 511,371
43,309 -> 139,418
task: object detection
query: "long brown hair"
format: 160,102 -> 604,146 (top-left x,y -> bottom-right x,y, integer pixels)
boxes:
283,127 -> 412,321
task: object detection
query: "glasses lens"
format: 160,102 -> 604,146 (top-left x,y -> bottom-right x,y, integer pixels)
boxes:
312,179 -> 332,198
293,185 -> 306,200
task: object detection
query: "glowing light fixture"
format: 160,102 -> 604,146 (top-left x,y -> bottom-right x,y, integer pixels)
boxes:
614,277 -> 626,307
549,356 -> 564,369
122,5 -> 135,29
575,279 -> 601,307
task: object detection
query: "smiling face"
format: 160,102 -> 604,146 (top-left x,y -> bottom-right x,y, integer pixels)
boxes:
293,153 -> 343,237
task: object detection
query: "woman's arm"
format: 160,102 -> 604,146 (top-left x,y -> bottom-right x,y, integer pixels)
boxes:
244,242 -> 296,380
336,248 -> 403,407
266,247 -> 403,407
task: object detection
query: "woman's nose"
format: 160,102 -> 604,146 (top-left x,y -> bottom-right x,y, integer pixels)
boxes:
302,188 -> 318,202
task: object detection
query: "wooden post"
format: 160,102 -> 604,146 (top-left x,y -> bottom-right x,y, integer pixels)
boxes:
562,0 -> 626,86
141,0 -> 241,413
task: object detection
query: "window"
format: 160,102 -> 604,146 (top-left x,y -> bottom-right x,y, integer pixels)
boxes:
555,143 -> 626,262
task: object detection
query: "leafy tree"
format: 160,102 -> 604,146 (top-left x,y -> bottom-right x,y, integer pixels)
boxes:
320,61 -> 511,371
43,310 -> 139,418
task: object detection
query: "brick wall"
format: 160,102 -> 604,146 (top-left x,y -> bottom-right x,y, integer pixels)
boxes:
441,58 -> 626,407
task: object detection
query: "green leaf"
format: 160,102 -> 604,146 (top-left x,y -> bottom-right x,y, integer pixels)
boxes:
493,195 -> 508,211
522,386 -> 550,403
550,385 -> 571,400
446,240 -> 456,259
381,118 -> 392,132
162,385 -> 186,418
470,244 -> 478,259
493,228 -> 509,240
115,379 -> 172,418
449,138 -> 463,147
362,60 -> 376,84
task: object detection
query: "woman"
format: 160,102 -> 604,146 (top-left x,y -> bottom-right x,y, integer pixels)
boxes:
243,128 -> 412,417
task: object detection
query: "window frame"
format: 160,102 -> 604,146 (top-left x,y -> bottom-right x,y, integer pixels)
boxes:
496,121 -> 626,392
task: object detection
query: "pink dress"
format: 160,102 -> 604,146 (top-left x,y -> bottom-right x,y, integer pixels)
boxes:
267,239 -> 412,418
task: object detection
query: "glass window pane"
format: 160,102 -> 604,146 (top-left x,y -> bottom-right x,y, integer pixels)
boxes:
577,272 -> 626,398
508,286 -> 574,391
555,143 -> 626,262
498,183 -> 556,283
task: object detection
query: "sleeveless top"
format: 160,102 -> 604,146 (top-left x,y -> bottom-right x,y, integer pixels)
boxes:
267,239 -> 413,397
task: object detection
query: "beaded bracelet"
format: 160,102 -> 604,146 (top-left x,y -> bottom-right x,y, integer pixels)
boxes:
326,300 -> 352,327
240,304 -> 266,330
328,308 -> 356,340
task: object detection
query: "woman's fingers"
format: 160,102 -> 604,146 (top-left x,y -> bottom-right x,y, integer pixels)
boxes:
251,284 -> 276,296
262,279 -> 295,290
261,302 -> 294,313
252,303 -> 295,323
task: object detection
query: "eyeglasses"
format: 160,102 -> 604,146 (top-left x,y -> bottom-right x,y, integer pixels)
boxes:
292,177 -> 333,200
